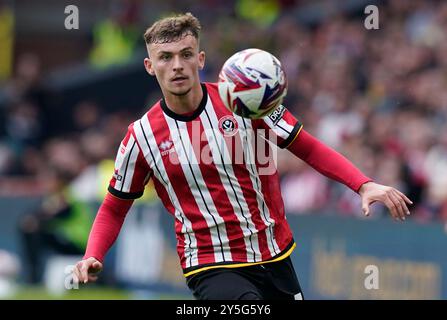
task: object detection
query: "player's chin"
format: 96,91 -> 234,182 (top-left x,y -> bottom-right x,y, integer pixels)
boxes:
169,85 -> 192,97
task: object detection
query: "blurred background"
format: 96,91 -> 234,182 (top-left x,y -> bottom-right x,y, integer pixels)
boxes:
1,0 -> 447,299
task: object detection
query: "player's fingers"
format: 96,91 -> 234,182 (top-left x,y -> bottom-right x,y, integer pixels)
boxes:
383,194 -> 399,221
395,189 -> 414,206
392,189 -> 411,216
88,274 -> 98,282
72,274 -> 80,286
362,201 -> 369,217
389,193 -> 405,221
73,264 -> 84,283
389,191 -> 407,221
80,262 -> 90,283
92,261 -> 102,272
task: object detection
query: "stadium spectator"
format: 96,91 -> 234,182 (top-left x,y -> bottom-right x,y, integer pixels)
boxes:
18,162 -> 93,284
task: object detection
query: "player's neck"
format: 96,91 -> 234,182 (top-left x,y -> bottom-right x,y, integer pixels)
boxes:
163,83 -> 203,115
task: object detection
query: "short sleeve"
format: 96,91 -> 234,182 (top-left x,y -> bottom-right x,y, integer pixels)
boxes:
254,104 -> 303,149
108,124 -> 152,199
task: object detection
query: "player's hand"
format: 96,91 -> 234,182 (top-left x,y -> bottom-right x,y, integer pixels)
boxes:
358,181 -> 413,221
73,257 -> 103,284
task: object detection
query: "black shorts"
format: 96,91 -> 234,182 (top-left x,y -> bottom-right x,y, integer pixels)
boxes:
185,257 -> 304,300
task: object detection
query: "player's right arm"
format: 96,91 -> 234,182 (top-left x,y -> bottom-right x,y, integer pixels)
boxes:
73,193 -> 134,283
73,123 -> 152,284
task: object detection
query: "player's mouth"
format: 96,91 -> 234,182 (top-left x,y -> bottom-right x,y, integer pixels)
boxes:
171,75 -> 188,83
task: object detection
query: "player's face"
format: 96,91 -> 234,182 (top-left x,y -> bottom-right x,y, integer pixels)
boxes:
145,35 -> 205,97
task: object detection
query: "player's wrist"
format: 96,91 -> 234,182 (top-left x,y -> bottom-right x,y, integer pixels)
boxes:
82,255 -> 102,263
358,181 -> 375,196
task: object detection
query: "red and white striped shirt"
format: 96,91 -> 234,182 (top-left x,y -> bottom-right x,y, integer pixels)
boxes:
108,82 -> 303,276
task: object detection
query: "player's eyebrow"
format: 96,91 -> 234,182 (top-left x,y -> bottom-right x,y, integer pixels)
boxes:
158,47 -> 194,55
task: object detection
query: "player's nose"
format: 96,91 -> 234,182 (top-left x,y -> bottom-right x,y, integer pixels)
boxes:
172,55 -> 184,72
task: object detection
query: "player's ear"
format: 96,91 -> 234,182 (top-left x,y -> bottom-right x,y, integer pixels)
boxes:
144,57 -> 156,76
198,51 -> 205,70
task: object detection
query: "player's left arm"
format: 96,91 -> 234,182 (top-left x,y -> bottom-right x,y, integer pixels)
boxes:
287,129 -> 413,221
257,105 -> 413,221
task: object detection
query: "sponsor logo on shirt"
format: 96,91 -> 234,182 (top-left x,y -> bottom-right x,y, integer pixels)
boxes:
268,105 -> 286,126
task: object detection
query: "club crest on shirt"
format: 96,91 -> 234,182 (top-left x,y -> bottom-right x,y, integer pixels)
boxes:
218,115 -> 238,137
159,139 -> 174,156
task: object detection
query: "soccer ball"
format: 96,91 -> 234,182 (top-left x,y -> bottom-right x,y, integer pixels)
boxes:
218,48 -> 287,119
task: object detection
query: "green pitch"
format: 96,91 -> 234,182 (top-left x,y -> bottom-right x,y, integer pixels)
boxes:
7,286 -> 191,300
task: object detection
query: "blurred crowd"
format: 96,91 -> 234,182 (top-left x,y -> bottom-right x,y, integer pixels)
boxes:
1,0 -> 446,225
276,0 -> 447,222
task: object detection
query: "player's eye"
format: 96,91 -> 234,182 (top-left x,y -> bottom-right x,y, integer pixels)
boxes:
182,51 -> 193,59
160,54 -> 171,61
